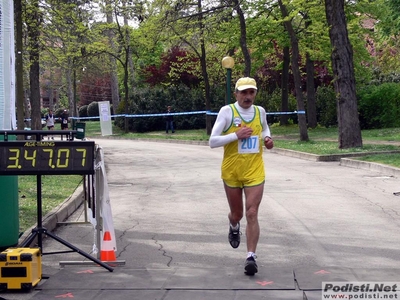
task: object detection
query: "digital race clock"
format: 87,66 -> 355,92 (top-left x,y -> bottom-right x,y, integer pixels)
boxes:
0,141 -> 95,175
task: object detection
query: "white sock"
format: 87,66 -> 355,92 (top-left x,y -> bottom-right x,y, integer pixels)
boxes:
247,252 -> 257,259
230,223 -> 239,230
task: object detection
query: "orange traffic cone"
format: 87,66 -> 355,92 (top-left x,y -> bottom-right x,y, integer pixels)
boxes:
100,231 -> 116,262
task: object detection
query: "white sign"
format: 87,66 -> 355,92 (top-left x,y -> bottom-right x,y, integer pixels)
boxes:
98,101 -> 112,136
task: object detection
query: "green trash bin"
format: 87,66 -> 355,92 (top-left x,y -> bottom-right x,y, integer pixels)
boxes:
0,135 -> 19,251
74,122 -> 86,139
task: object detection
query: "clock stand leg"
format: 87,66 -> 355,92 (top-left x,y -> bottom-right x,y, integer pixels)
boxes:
19,175 -> 113,272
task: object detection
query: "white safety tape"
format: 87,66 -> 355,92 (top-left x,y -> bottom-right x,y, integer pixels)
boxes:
70,110 -> 306,120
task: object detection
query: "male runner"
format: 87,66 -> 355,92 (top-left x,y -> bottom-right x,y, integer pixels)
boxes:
209,77 -> 273,275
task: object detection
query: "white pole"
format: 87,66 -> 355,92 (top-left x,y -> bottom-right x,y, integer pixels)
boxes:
0,0 -> 16,130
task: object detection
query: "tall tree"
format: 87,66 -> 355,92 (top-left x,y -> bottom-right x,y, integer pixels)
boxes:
280,46 -> 290,126
374,0 -> 400,73
26,0 -> 41,130
152,0 -> 220,134
230,0 -> 251,76
325,0 -> 362,149
196,0 -> 213,134
41,0 -> 94,117
278,0 -> 308,141
105,0 -> 120,114
303,12 -> 317,128
306,53 -> 317,128
99,0 -> 143,131
111,14 -> 132,133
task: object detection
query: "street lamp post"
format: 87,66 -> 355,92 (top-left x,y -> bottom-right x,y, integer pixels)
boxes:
221,56 -> 234,105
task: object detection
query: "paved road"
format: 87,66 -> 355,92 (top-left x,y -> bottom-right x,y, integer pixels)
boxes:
44,138 -> 400,270
2,138 -> 400,299
99,139 -> 400,269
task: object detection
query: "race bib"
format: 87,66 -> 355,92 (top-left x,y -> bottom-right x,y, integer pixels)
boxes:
238,136 -> 260,154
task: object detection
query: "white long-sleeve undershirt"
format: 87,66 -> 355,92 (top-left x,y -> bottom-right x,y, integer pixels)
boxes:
209,102 -> 271,148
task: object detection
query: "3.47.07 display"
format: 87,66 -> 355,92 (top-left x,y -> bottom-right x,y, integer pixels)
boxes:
0,141 -> 95,175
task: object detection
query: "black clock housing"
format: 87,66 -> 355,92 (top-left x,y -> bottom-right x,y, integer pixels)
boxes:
0,141 -> 95,175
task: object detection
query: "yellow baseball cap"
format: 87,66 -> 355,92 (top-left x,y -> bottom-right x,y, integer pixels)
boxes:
235,77 -> 257,91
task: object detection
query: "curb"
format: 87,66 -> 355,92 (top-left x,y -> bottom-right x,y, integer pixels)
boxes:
271,148 -> 400,177
340,158 -> 400,177
271,148 -> 400,162
270,148 -> 321,161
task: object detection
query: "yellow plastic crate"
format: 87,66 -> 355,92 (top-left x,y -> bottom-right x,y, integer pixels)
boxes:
0,248 -> 42,290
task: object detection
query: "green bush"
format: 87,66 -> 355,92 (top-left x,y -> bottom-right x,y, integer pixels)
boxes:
257,89 -> 297,124
79,105 -> 88,118
316,86 -> 337,127
358,82 -> 400,129
369,68 -> 400,85
210,87 -> 225,112
87,101 -> 99,117
114,85 -> 209,132
257,89 -> 281,112
41,108 -> 48,118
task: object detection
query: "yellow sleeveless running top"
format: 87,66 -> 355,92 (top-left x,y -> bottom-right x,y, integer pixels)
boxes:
221,104 -> 265,187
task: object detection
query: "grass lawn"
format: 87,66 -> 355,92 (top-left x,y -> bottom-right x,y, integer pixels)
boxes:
354,154 -> 400,168
18,175 -> 83,233
273,140 -> 399,155
16,122 -> 400,234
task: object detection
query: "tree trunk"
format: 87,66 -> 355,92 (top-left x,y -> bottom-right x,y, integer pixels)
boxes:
304,13 -> 317,129
325,0 -> 362,149
202,50 -> 212,135
124,54 -> 129,133
124,6 -> 135,91
27,0 -> 41,131
66,59 -> 74,115
280,46 -> 290,126
24,90 -> 30,126
48,71 -> 54,110
110,65 -> 120,113
197,0 -> 212,135
73,68 -> 77,117
232,0 -> 251,76
106,0 -> 120,113
278,0 -> 308,141
28,59 -> 41,130
306,53 -> 317,128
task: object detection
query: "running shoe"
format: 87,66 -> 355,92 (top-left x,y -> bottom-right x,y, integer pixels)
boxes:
228,223 -> 241,248
244,256 -> 258,275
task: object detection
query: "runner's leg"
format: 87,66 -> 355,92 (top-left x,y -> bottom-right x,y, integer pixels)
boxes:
243,184 -> 263,253
224,183 -> 244,226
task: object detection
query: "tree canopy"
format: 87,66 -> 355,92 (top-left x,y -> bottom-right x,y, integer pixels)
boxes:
15,0 -> 400,147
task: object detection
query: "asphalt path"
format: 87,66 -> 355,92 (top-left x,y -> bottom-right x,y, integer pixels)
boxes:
66,138 -> 400,271
3,138 -> 400,300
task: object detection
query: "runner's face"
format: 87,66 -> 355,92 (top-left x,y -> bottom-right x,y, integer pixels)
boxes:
235,89 -> 257,109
